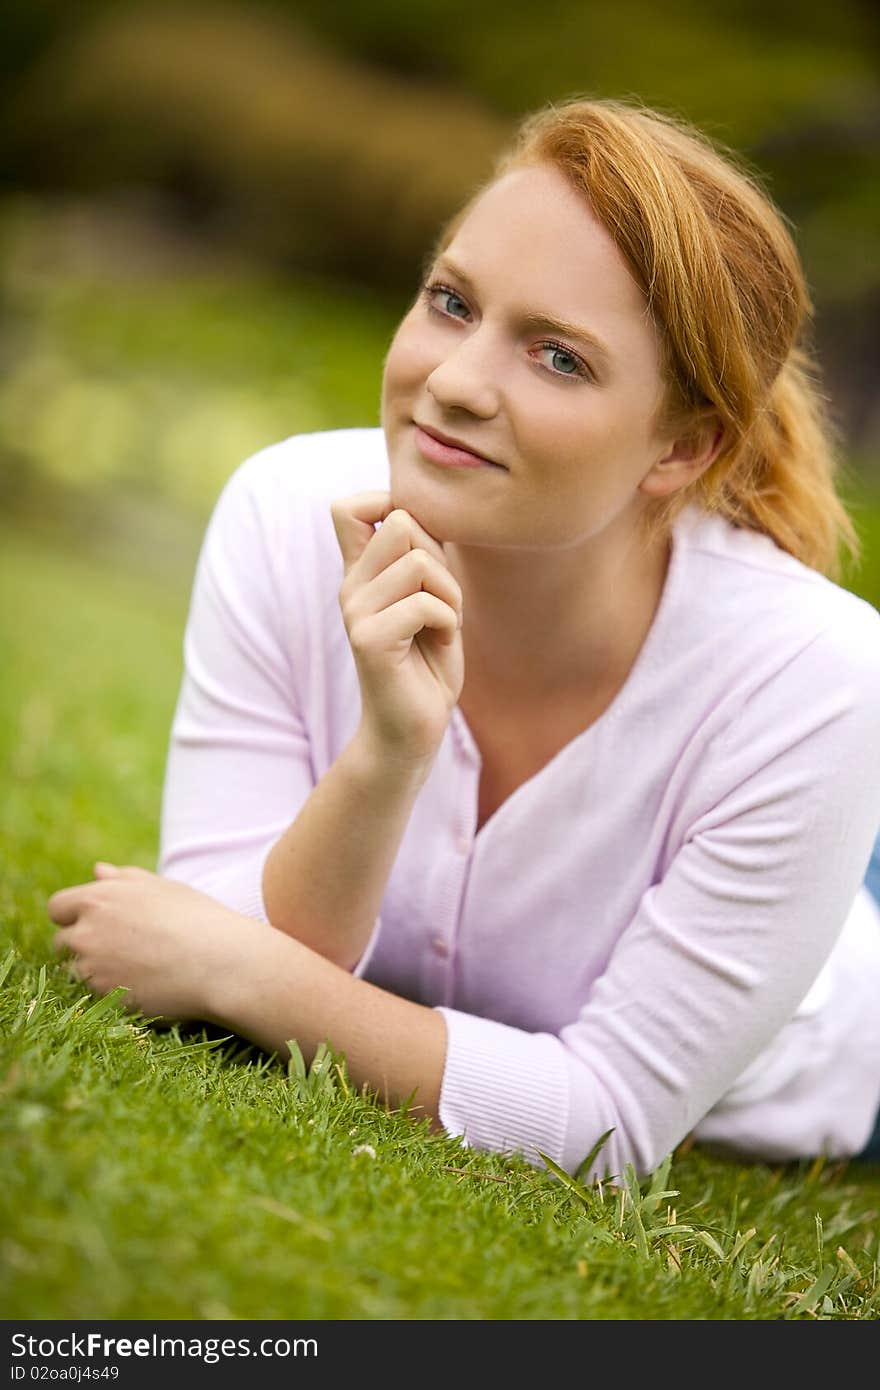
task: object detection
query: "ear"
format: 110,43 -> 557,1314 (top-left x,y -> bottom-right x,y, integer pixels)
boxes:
639,413 -> 726,500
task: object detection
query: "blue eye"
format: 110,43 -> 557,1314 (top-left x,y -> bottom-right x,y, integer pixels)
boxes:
423,283 -> 469,319
528,346 -> 589,386
544,346 -> 580,376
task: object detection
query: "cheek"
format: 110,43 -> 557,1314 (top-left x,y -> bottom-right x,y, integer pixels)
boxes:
382,330 -> 405,384
381,341 -> 417,440
548,390 -> 645,461
383,315 -> 441,393
513,399 -> 603,476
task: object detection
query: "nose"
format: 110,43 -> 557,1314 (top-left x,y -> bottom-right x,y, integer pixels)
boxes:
425,325 -> 502,418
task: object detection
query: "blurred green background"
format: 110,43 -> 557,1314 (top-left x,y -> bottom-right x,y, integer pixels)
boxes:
2,0 -> 879,588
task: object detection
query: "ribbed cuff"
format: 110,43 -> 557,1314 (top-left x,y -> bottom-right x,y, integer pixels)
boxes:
434,1006 -> 571,1171
160,851 -> 272,925
236,857 -> 271,924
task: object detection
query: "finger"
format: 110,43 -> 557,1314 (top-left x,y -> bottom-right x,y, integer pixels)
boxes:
350,549 -> 463,624
47,886 -> 91,927
348,508 -> 449,589
330,491 -> 394,573
353,592 -> 460,653
95,863 -> 153,882
94,862 -> 121,878
377,508 -> 449,568
53,929 -> 82,958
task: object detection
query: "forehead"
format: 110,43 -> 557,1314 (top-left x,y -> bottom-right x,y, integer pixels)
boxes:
444,163 -> 650,328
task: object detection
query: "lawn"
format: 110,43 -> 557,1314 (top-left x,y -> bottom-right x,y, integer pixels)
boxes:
2,508 -> 880,1322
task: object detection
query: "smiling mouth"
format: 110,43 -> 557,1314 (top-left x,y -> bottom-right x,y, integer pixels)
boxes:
412,423 -> 506,470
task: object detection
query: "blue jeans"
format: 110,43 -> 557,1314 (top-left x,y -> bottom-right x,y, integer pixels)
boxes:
865,825 -> 880,909
854,827 -> 880,1162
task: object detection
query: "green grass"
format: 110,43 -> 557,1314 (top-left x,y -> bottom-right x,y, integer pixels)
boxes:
3,513 -> 880,1321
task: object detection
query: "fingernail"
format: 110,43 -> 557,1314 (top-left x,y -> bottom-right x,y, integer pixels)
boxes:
457,611 -> 463,628
95,861 -> 117,872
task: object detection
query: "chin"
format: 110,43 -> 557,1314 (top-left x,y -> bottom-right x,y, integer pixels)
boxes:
386,468 -> 484,546
389,467 -> 450,531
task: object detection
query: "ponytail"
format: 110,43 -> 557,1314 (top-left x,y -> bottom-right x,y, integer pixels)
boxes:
641,347 -> 862,582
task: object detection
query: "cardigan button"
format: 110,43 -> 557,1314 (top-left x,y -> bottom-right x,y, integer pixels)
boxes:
431,936 -> 450,958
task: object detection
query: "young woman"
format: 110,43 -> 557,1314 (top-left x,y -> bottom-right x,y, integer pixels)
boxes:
49,96 -> 880,1178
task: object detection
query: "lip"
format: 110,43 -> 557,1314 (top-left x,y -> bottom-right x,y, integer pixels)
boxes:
413,422 -> 505,470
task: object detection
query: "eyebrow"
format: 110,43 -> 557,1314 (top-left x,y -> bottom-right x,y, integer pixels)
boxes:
430,255 -> 614,365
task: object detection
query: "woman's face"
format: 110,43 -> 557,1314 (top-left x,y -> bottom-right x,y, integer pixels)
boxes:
381,161 -> 678,551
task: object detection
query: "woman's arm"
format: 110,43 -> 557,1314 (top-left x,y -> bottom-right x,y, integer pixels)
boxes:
212,919 -> 448,1127
157,447 -> 319,925
261,729 -> 431,970
159,446 -> 462,977
49,866 -> 447,1129
262,488 -> 464,970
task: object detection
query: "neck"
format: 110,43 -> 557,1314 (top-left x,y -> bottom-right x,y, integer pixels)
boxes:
444,521 -> 672,703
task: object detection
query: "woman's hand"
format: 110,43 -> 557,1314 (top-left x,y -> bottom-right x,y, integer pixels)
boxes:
47,863 -> 266,1024
331,492 -> 465,768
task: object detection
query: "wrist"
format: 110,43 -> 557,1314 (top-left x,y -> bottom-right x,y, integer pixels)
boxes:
349,723 -> 437,792
202,915 -> 294,1032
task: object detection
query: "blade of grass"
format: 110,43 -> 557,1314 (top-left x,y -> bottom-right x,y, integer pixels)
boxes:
573,1128 -> 616,1184
535,1150 -> 596,1212
77,986 -> 130,1025
0,945 -> 19,991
